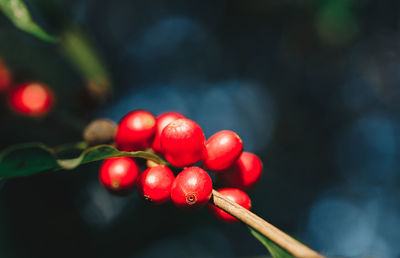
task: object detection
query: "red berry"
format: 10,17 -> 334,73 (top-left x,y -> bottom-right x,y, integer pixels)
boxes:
160,118 -> 205,167
170,167 -> 212,210
202,130 -> 243,171
115,110 -> 156,151
99,157 -> 140,194
216,152 -> 263,191
137,165 -> 175,204
0,59 -> 11,92
8,83 -> 54,116
151,111 -> 185,154
209,188 -> 251,222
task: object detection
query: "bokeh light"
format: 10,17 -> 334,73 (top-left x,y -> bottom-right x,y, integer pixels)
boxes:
8,83 -> 54,116
335,112 -> 398,184
303,183 -> 400,257
0,58 -> 11,92
100,81 -> 275,152
76,180 -> 136,229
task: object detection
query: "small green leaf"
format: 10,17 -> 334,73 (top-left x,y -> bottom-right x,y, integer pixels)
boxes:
52,141 -> 88,154
0,143 -> 59,178
52,141 -> 88,159
57,145 -> 167,170
0,143 -> 167,178
248,227 -> 292,258
0,0 -> 56,42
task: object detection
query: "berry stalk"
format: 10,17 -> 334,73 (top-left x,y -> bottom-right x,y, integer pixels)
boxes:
210,189 -> 324,258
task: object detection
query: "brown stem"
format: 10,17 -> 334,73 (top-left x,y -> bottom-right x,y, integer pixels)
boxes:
122,150 -> 321,257
210,189 -> 324,258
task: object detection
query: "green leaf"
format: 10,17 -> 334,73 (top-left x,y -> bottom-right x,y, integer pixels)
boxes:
0,143 -> 59,178
0,143 -> 167,178
248,227 -> 292,258
57,145 -> 167,170
52,141 -> 88,154
0,0 -> 56,42
52,141 -> 88,159
60,27 -> 112,101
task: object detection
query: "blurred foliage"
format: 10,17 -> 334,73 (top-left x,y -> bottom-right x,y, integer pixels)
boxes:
0,0 -> 56,42
61,27 -> 112,102
0,0 -> 111,104
316,0 -> 359,46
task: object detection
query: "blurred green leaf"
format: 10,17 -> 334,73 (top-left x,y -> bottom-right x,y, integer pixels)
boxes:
0,0 -> 56,42
0,143 -> 167,178
316,0 -> 359,46
248,227 -> 292,258
61,27 -> 112,101
0,143 -> 59,178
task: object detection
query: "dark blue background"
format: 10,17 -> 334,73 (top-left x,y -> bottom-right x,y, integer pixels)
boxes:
0,1 -> 399,257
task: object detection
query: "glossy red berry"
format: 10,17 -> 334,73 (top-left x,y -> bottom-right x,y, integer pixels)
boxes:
151,111 -> 185,154
209,188 -> 251,222
137,165 -> 175,204
8,83 -> 54,116
171,167 -> 213,210
160,118 -> 205,167
0,59 -> 11,92
202,130 -> 243,171
99,157 -> 140,194
115,110 -> 156,151
216,152 -> 263,191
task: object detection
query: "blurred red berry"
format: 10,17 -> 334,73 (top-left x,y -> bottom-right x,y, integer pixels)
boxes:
0,59 -> 11,92
151,111 -> 185,154
216,152 -> 263,191
99,157 -> 140,194
8,83 -> 54,116
115,110 -> 156,151
171,167 -> 212,210
160,118 -> 205,167
209,188 -> 251,222
137,165 -> 175,204
202,130 -> 243,171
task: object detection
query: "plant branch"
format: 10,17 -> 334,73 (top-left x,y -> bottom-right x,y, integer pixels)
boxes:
210,190 -> 324,258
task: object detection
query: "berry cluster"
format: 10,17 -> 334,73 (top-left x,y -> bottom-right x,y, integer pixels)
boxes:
99,110 -> 263,222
